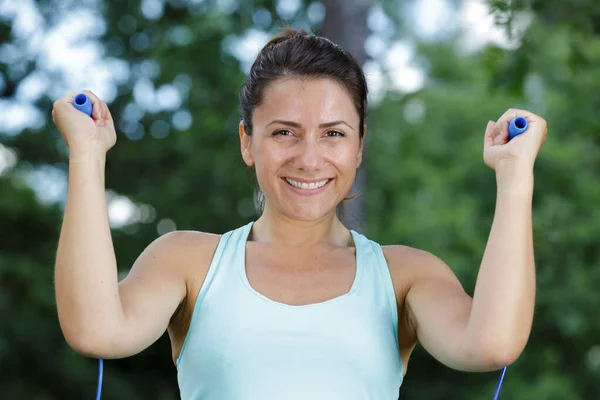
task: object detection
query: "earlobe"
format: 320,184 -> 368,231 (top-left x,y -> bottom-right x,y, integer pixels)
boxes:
356,142 -> 363,167
356,125 -> 367,167
239,120 -> 255,166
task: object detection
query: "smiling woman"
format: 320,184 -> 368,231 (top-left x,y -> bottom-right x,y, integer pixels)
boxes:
52,27 -> 545,400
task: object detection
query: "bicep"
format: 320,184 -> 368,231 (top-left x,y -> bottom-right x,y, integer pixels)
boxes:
407,273 -> 475,370
388,246 -> 477,371
104,231 -> 204,358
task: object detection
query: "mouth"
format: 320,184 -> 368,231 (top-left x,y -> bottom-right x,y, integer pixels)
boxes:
283,177 -> 333,194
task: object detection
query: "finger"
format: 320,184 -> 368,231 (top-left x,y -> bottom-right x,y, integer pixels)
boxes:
495,108 -> 519,127
98,100 -> 106,121
492,120 -> 509,145
525,117 -> 548,149
102,101 -> 113,122
483,120 -> 495,148
54,94 -> 77,113
97,101 -> 108,125
485,120 -> 495,136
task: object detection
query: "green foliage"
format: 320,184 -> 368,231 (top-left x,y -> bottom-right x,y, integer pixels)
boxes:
1,0 -> 599,399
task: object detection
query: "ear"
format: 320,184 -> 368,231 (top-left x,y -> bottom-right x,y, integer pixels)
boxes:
356,124 -> 367,167
239,120 -> 254,166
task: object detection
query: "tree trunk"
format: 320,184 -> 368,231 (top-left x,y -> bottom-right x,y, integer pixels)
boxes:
321,0 -> 372,234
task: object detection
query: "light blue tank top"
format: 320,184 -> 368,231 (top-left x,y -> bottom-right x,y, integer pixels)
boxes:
177,222 -> 403,399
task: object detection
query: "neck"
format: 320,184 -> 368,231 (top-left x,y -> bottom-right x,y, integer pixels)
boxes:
251,207 -> 352,247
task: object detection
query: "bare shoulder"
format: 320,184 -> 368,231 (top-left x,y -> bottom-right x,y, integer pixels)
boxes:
155,230 -> 221,256
125,230 -> 222,291
381,245 -> 458,287
175,230 -> 222,279
153,230 -> 222,312
150,229 -> 220,250
144,230 -> 221,275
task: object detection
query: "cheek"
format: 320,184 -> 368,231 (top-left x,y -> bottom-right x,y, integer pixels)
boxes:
330,145 -> 360,170
255,145 -> 283,168
253,143 -> 289,182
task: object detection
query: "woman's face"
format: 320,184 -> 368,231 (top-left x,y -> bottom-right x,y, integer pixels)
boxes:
240,77 -> 364,222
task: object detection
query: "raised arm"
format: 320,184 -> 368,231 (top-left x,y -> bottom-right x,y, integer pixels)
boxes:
53,91 -> 200,359
391,109 -> 546,372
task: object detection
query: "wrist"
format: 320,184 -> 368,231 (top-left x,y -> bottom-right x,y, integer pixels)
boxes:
495,159 -> 534,194
69,148 -> 107,169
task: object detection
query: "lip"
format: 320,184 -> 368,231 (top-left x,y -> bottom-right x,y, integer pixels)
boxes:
282,177 -> 333,196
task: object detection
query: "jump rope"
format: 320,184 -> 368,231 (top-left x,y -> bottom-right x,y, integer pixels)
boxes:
71,93 -> 528,399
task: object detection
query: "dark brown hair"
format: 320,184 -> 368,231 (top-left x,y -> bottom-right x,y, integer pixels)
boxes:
240,27 -> 367,214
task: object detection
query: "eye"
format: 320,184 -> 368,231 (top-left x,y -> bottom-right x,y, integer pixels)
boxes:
325,130 -> 345,137
273,129 -> 293,136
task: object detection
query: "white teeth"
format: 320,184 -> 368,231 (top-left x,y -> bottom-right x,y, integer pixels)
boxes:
285,178 -> 329,190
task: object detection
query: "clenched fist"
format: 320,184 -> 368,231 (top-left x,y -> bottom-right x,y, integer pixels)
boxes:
52,90 -> 117,156
483,109 -> 547,172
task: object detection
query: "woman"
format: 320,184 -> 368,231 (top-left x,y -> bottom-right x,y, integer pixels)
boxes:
52,28 -> 546,399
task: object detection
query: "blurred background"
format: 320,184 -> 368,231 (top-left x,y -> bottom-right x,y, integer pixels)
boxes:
1,0 -> 599,398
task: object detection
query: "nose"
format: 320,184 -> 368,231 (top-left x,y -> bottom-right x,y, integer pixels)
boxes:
293,137 -> 324,171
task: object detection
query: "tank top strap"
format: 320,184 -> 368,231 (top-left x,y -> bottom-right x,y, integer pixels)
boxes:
176,222 -> 253,367
350,230 -> 400,347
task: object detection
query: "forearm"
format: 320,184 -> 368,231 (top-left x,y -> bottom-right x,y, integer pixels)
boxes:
468,162 -> 535,363
55,152 -> 124,348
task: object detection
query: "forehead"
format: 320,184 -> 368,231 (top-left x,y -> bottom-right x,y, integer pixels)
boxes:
253,77 -> 358,125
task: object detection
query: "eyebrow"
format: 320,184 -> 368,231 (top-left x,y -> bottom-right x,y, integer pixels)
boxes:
266,119 -> 355,131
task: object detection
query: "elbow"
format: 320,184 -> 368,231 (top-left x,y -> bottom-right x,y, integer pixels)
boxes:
485,346 -> 521,370
63,328 -> 105,358
476,338 -> 526,370
60,320 -> 115,358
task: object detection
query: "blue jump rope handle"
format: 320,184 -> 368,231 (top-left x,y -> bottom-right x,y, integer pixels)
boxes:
73,93 -> 93,117
508,116 -> 528,140
72,93 -> 104,400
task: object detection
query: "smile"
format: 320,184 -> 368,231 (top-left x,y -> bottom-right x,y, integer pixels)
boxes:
284,177 -> 331,191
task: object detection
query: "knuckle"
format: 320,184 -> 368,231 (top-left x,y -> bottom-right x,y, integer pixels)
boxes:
82,89 -> 97,99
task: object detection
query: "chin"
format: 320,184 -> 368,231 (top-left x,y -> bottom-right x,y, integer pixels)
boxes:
277,199 -> 339,222
288,209 -> 331,222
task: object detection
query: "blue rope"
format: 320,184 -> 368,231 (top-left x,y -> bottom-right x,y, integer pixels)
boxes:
96,358 -> 104,400
492,366 -> 507,400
